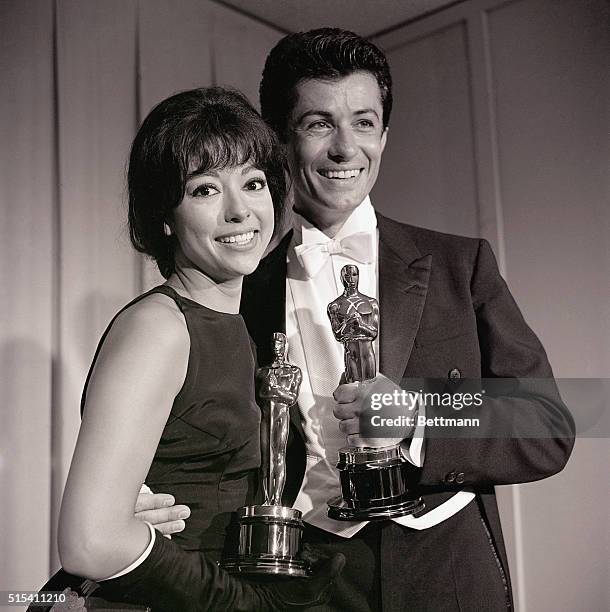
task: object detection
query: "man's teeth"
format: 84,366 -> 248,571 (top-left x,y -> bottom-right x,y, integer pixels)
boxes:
217,231 -> 255,244
320,169 -> 362,179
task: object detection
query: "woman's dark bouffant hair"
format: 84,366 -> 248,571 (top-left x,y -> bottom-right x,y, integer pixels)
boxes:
128,87 -> 287,278
260,28 -> 393,141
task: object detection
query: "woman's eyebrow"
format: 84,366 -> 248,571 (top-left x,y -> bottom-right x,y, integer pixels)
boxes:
241,164 -> 260,175
186,168 -> 219,180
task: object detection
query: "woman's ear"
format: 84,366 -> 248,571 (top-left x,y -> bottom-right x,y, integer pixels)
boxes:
163,222 -> 173,236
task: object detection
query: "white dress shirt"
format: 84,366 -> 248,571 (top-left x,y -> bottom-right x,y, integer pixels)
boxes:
286,198 -> 474,536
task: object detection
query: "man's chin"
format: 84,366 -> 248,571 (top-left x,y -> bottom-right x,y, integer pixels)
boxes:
319,196 -> 363,217
294,192 -> 363,229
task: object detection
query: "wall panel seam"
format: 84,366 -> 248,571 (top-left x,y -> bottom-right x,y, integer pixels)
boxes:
50,0 -> 63,577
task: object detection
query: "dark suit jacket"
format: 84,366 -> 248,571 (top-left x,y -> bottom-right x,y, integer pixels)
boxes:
241,212 -> 575,611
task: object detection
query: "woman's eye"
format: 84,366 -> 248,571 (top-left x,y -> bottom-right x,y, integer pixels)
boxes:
245,178 -> 267,191
192,184 -> 220,197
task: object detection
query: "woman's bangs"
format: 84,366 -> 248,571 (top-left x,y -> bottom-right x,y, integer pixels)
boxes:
182,120 -> 273,177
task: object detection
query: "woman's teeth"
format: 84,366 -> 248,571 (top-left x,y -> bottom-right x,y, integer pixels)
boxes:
319,169 -> 362,179
217,231 -> 255,245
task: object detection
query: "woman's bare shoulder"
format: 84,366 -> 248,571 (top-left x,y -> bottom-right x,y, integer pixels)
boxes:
89,292 -> 190,389
111,291 -> 188,345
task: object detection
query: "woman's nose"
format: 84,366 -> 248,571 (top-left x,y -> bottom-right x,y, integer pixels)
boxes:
224,192 -> 251,223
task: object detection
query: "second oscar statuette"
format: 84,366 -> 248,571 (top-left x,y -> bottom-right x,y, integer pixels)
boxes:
220,333 -> 310,577
326,264 -> 424,520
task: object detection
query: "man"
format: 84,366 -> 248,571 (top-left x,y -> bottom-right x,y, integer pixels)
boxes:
140,28 -> 574,611
236,28 -> 575,611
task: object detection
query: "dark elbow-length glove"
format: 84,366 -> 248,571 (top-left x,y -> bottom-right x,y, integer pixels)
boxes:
98,529 -> 345,611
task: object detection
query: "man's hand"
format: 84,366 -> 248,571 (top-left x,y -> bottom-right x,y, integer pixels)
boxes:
134,485 -> 191,538
332,373 -> 416,447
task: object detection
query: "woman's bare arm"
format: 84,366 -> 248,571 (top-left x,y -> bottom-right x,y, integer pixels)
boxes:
58,295 -> 188,580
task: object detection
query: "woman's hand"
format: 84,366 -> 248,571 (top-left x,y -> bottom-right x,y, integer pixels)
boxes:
262,550 -> 346,610
49,588 -> 86,612
97,528 -> 345,612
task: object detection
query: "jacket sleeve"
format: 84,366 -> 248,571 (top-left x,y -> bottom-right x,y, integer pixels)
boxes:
417,239 -> 575,487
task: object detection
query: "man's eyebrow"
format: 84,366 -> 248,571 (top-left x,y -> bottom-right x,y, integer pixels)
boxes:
354,108 -> 380,118
294,110 -> 333,124
294,108 -> 380,124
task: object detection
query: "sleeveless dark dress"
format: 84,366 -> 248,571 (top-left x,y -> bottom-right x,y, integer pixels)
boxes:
131,286 -> 261,560
32,285 -> 261,610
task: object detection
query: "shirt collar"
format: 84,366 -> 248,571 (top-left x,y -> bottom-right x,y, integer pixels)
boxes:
293,196 -> 377,246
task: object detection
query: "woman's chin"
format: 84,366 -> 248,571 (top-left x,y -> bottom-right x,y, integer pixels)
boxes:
217,258 -> 264,282
237,260 -> 263,278
234,249 -> 267,277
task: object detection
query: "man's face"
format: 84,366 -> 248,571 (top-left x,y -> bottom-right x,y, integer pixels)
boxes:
287,71 -> 388,231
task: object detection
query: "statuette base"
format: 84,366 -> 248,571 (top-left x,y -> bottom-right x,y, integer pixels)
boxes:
327,445 -> 425,521
221,556 -> 310,577
327,494 -> 424,521
220,505 -> 310,578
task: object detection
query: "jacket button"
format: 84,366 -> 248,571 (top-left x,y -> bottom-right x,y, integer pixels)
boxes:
445,471 -> 456,483
456,472 -> 465,484
448,368 -> 461,380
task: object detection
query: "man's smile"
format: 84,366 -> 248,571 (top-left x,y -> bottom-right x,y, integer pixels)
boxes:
317,168 -> 363,179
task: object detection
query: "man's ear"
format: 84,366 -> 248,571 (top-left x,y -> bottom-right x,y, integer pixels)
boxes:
380,126 -> 389,153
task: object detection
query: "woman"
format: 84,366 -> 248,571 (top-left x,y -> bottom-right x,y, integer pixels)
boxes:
38,88 -> 342,612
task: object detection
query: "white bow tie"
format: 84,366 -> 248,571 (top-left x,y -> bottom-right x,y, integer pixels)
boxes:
294,231 -> 375,278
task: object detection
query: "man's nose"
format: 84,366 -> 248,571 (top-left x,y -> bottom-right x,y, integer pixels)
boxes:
224,191 -> 251,223
328,126 -> 357,161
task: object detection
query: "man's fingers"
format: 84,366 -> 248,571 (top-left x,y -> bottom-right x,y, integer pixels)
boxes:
338,418 -> 359,435
333,382 -> 360,403
135,504 -> 191,525
134,492 -> 175,513
333,403 -> 361,419
156,519 -> 187,537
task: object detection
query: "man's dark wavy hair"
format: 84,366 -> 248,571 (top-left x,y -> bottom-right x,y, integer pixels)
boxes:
128,87 -> 286,278
260,28 -> 393,141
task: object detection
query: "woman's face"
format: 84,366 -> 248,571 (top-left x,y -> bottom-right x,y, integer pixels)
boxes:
171,162 -> 274,282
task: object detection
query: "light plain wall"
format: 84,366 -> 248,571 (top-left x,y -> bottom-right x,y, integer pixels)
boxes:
1,0 -> 55,592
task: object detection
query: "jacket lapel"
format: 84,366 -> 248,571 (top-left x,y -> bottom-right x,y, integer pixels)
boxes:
377,214 -> 432,383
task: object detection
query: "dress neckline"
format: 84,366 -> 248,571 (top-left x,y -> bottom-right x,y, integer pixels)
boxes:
156,284 -> 242,317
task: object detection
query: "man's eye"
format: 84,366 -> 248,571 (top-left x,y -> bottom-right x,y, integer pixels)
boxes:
192,184 -> 219,197
355,119 -> 375,129
245,178 -> 267,191
307,121 -> 331,130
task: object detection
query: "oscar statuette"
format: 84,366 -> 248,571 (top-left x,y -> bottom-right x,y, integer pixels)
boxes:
326,264 -> 424,520
221,333 -> 310,577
